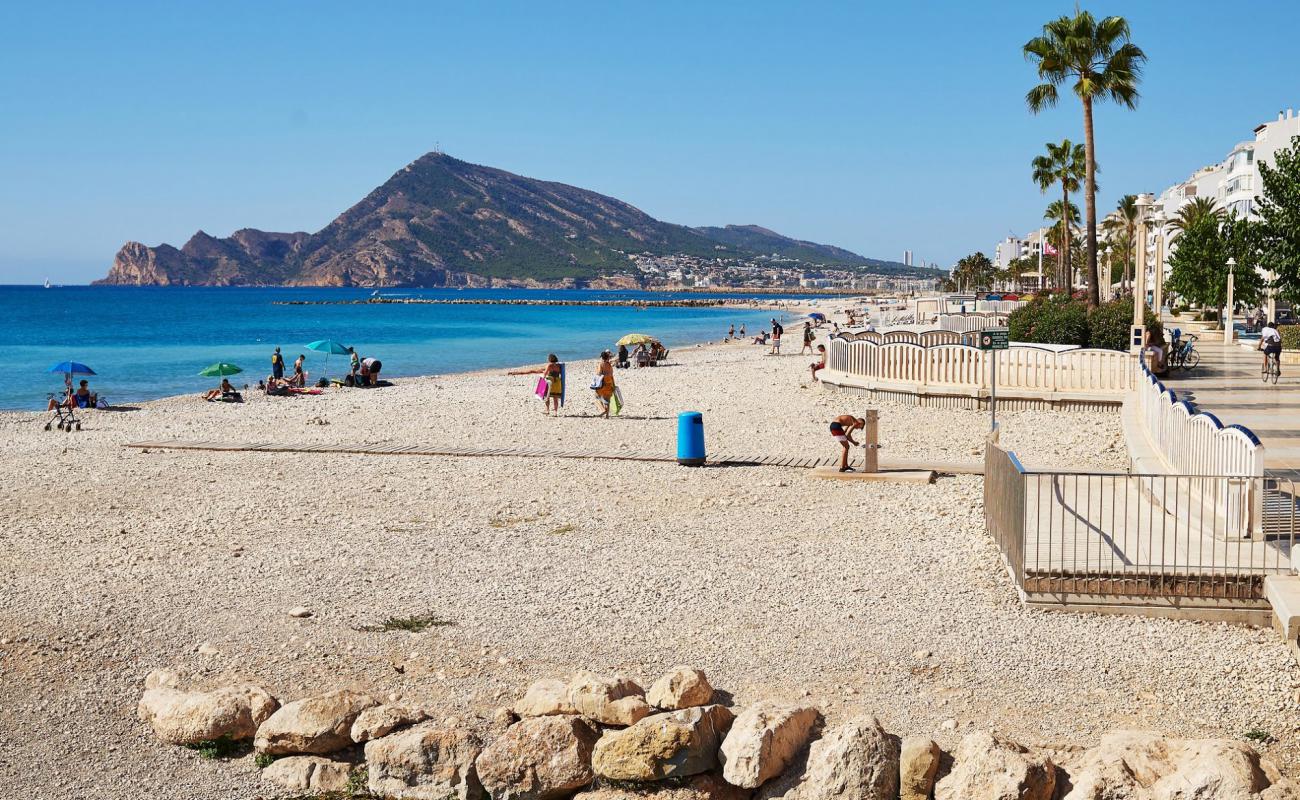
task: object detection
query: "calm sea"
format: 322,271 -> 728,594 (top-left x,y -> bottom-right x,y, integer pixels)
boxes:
0,285 -> 815,410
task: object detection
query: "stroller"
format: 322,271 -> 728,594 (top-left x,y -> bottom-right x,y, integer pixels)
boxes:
44,392 -> 81,432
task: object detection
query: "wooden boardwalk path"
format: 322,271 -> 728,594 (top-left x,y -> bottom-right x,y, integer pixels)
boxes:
122,439 -> 983,474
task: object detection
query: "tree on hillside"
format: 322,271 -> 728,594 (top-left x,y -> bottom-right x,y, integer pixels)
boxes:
1026,11 -> 1146,308
1257,134 -> 1300,303
1031,139 -> 1088,290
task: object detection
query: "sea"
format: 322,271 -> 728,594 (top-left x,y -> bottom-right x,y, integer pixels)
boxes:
0,285 -> 822,411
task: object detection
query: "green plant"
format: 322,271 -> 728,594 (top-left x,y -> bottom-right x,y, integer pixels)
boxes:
1168,307 -> 1180,317
254,753 -> 277,769
185,735 -> 247,760
1280,325 -> 1300,350
1087,295 -> 1161,352
346,766 -> 369,796
1026,10 -> 1146,306
549,524 -> 578,535
356,614 -> 454,633
1244,729 -> 1276,744
1007,292 -> 1089,347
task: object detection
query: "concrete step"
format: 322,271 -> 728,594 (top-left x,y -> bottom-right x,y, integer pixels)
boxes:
1264,576 -> 1300,659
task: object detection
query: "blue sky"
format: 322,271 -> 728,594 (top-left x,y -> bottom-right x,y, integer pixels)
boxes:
2,0 -> 1298,283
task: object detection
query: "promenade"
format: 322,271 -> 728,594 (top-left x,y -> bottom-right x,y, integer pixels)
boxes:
1158,335 -> 1300,477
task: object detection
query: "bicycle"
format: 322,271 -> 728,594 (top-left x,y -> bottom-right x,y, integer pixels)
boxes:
1263,350 -> 1281,384
1169,333 -> 1200,371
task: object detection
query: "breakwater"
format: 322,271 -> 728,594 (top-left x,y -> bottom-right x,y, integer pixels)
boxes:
272,297 -> 790,308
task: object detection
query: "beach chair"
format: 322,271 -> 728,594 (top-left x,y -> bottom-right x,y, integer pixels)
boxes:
43,393 -> 81,432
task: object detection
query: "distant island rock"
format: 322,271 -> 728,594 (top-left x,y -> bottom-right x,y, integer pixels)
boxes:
97,153 -> 922,287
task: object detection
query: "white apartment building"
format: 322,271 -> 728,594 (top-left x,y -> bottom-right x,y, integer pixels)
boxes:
994,236 -> 1024,270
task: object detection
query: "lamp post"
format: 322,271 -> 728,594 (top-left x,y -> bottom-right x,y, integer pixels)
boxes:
1103,245 -> 1113,302
1224,257 -> 1237,344
1266,266 -> 1278,324
1151,214 -> 1166,314
1131,194 -> 1152,353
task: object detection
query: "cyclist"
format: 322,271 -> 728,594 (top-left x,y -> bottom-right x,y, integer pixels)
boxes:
1260,320 -> 1283,376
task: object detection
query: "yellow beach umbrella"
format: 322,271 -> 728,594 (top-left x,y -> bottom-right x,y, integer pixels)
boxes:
616,333 -> 660,346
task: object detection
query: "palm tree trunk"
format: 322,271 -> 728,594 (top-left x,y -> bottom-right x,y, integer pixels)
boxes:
1082,97 -> 1100,307
1059,182 -> 1069,290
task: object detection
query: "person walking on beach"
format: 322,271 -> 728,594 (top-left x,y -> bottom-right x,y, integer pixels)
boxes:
593,350 -> 616,418
728,324 -> 735,341
289,354 -> 307,387
769,319 -> 783,355
739,323 -> 746,338
801,322 -> 814,355
349,348 -> 361,383
543,353 -> 565,416
271,347 -> 285,380
829,414 -> 866,472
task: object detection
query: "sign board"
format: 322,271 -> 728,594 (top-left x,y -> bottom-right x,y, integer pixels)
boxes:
978,328 -> 1009,351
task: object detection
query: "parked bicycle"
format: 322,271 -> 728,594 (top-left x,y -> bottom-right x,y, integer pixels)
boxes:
1168,331 -> 1200,370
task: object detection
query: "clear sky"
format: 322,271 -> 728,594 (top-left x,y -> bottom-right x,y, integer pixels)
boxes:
2,0 -> 1298,284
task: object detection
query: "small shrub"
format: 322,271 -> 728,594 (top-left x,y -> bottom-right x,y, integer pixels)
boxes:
1281,325 -> 1300,351
1244,729 -> 1276,744
254,753 -> 277,769
185,735 -> 247,760
346,767 -> 370,796
356,614 -> 454,633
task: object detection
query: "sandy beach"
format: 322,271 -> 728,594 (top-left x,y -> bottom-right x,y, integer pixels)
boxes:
2,333 -> 1297,799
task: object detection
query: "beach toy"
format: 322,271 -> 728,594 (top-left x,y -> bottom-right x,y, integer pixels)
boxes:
676,411 -> 706,466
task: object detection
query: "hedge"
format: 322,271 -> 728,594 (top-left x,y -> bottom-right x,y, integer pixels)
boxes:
1281,325 -> 1300,351
1007,292 -> 1161,351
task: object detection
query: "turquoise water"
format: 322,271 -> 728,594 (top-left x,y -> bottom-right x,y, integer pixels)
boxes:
0,286 -> 805,410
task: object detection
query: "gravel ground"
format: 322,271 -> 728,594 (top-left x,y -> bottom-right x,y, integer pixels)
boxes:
1,338 -> 1296,799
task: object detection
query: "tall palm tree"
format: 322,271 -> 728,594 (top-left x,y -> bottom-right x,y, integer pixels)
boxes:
1031,140 -> 1087,289
1025,11 -> 1146,307
1168,196 -> 1223,233
1108,194 -> 1138,290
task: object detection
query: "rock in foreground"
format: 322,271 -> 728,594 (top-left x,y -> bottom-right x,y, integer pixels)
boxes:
593,704 -> 735,781
476,715 -> 600,800
935,731 -> 1055,800
137,683 -> 277,746
254,688 -> 377,755
364,723 -> 484,800
720,703 -> 820,789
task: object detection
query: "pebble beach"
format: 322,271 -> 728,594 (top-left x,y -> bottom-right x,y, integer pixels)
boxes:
2,333 -> 1298,799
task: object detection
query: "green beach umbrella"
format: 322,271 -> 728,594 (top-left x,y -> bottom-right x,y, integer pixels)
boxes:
198,362 -> 243,378
305,339 -> 350,380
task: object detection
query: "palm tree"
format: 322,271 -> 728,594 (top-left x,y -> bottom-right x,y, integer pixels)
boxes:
1168,197 -> 1224,233
1104,194 -> 1138,290
1030,140 -> 1087,289
1025,11 -> 1146,307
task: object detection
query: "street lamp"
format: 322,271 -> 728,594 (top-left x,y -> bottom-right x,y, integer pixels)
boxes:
1149,213 -> 1167,313
1224,257 -> 1237,344
1103,245 -> 1114,302
1131,193 -> 1153,353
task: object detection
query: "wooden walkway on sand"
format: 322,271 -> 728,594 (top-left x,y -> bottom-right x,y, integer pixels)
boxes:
122,440 -> 983,474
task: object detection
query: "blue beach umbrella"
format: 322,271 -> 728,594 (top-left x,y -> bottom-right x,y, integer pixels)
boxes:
809,312 -> 826,321
48,361 -> 96,377
305,339 -> 351,379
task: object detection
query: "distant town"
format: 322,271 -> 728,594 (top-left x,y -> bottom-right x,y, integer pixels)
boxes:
627,251 -> 944,293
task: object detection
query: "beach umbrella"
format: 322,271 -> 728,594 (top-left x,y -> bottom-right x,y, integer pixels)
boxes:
198,363 -> 243,378
305,339 -> 350,379
809,312 -> 826,321
616,333 -> 660,346
48,361 -> 96,377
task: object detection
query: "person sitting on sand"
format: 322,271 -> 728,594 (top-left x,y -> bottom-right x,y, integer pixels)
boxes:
49,379 -> 96,410
810,345 -> 827,381
616,344 -> 630,369
829,414 -> 866,472
801,322 -> 814,355
265,376 -> 290,396
205,378 -> 236,401
593,350 -> 615,418
288,354 -> 307,387
752,331 -> 770,345
543,353 -> 564,416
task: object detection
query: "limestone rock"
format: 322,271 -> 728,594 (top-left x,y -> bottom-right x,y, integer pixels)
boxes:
899,737 -> 941,800
592,704 -> 735,781
144,669 -> 182,690
567,671 -> 651,726
935,732 -> 1055,800
365,723 -> 484,800
1060,730 -> 1269,800
262,755 -> 352,793
255,688 -> 378,755
792,717 -> 898,800
351,703 -> 430,742
491,706 -> 520,735
574,772 -> 752,800
515,678 -> 576,717
137,684 -> 278,746
719,703 -> 820,789
476,715 -> 600,800
648,667 -> 715,710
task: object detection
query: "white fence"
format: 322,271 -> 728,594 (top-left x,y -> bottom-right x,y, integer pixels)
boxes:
1130,362 -> 1265,538
824,337 -> 1134,396
936,312 -> 1009,334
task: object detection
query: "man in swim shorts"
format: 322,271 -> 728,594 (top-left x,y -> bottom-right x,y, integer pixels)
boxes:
829,414 -> 865,472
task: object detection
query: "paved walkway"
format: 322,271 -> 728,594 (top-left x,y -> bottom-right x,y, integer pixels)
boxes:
1157,335 -> 1300,477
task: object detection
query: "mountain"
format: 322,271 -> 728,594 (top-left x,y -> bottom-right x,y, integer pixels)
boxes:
98,153 -> 917,287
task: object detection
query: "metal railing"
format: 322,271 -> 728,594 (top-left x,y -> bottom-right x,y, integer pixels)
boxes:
984,440 -> 1295,603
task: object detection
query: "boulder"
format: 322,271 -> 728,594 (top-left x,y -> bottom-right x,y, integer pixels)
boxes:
574,772 -> 752,800
935,732 -> 1055,800
351,703 -> 431,742
144,669 -> 182,690
567,671 -> 650,726
1060,730 -> 1269,800
365,723 -> 484,800
476,715 -> 600,800
262,755 -> 352,793
898,737 -> 941,800
137,684 -> 278,746
719,703 -> 820,789
254,688 -> 378,755
788,716 -> 898,800
592,705 -> 735,781
648,667 -> 715,710
515,678 -> 576,717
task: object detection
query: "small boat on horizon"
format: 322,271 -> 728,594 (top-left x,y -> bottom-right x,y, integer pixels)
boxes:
44,278 -> 51,289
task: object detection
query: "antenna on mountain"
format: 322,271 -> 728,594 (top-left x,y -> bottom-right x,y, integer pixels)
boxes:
434,141 -> 443,155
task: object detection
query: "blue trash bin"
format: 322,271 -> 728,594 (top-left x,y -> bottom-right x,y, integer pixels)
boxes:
677,411 -> 706,466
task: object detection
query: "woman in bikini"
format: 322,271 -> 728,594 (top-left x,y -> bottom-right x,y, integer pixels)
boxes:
593,351 -> 615,418
543,353 -> 564,416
